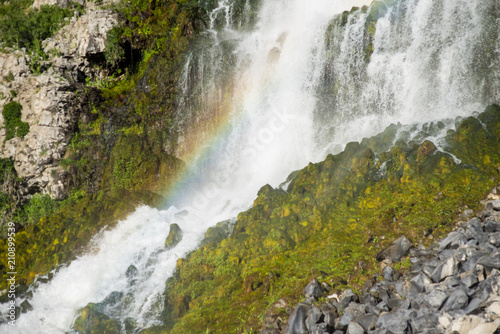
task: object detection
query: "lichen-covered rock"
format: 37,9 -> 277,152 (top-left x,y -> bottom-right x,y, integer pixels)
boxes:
165,223 -> 183,249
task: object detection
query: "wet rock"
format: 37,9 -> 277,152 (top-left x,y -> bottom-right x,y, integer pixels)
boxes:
20,300 -> 33,313
165,223 -> 183,249
287,303 -> 311,334
376,236 -> 413,262
125,265 -> 139,278
304,278 -> 323,299
73,303 -> 120,334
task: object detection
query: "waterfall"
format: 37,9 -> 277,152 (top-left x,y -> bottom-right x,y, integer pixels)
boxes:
3,0 -> 499,332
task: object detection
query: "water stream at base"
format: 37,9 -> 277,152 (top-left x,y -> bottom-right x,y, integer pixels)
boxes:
2,0 -> 499,332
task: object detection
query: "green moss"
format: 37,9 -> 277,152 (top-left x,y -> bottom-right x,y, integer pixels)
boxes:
73,303 -> 120,334
2,101 -> 30,140
162,106 -> 500,333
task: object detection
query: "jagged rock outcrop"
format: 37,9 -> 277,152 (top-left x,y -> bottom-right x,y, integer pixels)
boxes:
282,187 -> 500,334
43,8 -> 118,80
0,2 -> 119,199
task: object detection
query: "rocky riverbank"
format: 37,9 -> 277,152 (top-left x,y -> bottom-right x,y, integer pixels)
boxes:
278,189 -> 500,334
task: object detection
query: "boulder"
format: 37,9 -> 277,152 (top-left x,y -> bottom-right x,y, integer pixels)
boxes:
304,278 -> 323,299
376,236 -> 413,262
72,303 -> 120,334
165,224 -> 183,249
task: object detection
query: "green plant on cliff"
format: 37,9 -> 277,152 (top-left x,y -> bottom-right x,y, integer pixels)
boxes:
0,0 -> 204,293
0,1 -> 83,55
2,101 -> 30,140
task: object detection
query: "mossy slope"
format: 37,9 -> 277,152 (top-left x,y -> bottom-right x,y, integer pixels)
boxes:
161,105 -> 500,333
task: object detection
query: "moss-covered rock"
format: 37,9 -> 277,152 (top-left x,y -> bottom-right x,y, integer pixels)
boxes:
73,303 -> 120,334
165,223 -> 183,249
161,105 -> 500,333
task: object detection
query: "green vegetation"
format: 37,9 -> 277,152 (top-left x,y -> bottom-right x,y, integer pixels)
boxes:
2,101 -> 30,140
0,1 -> 84,73
160,105 -> 500,333
0,0 -> 205,292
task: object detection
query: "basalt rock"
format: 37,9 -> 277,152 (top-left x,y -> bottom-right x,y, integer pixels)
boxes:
284,185 -> 500,334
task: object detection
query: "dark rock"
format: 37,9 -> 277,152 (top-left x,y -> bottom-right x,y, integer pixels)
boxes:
477,251 -> 500,271
462,251 -> 489,272
410,272 -> 432,293
376,301 -> 389,312
464,295 -> 487,314
484,220 -> 500,232
339,289 -> 359,309
460,271 -> 479,288
383,266 -> 400,282
441,288 -> 469,312
304,278 -> 323,299
309,322 -> 328,334
125,264 -> 139,278
487,233 -> 500,247
73,303 -> 120,334
409,248 -> 434,258
353,314 -> 378,331
359,293 -> 377,305
386,297 -> 404,311
443,276 -> 461,289
376,236 -> 413,262
365,303 -> 382,316
347,321 -> 365,334
100,291 -> 124,307
20,300 -> 33,313
305,305 -> 323,331
337,304 -> 365,330
376,312 -> 408,333
430,257 -> 459,283
410,313 -> 438,333
324,310 -> 337,327
438,232 -> 467,251
165,223 -> 183,249
287,303 -> 311,334
467,217 -> 482,228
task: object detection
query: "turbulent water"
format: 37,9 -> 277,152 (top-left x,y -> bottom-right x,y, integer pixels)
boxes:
3,0 -> 499,332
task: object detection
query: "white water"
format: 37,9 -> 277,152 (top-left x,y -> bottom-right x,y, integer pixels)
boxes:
3,0 -> 499,332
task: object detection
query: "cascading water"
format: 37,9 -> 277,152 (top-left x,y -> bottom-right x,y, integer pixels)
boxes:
2,0 -> 499,332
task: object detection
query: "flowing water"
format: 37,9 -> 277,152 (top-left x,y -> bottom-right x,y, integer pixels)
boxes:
3,0 -> 499,332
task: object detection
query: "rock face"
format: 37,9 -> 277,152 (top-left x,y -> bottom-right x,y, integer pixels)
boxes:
282,189 -> 500,334
0,3 -> 118,199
